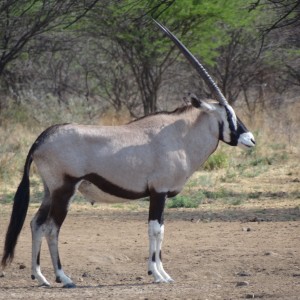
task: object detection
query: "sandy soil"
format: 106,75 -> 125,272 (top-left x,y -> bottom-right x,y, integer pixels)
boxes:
0,201 -> 300,300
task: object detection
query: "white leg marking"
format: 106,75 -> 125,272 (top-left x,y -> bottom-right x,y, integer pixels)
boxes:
155,225 -> 173,282
148,220 -> 173,283
30,219 -> 51,287
45,220 -> 75,288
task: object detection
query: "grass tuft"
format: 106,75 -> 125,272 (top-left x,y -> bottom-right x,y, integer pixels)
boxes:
203,151 -> 228,170
167,192 -> 204,209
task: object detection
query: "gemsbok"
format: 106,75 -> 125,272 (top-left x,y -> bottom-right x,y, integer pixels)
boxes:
1,20 -> 255,288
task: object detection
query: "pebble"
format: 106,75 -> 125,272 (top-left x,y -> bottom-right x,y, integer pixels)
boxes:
236,281 -> 249,287
242,227 -> 251,232
237,271 -> 251,277
136,276 -> 144,281
264,251 -> 278,256
19,264 -> 26,270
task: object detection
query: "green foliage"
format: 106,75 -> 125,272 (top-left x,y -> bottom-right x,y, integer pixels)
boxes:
229,198 -> 243,206
99,0 -> 264,69
220,168 -> 238,183
218,134 -> 290,181
203,151 -> 228,170
0,192 -> 14,204
167,192 -> 204,208
203,188 -> 234,200
243,144 -> 288,168
1,104 -> 31,125
153,0 -> 264,65
189,174 -> 213,188
166,187 -> 248,209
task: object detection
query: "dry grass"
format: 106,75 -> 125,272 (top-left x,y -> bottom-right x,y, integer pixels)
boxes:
0,99 -> 299,209
1,99 -> 299,300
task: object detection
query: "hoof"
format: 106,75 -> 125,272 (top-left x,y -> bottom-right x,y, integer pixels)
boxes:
56,276 -> 62,283
154,277 -> 174,283
63,283 -> 76,288
38,283 -> 51,288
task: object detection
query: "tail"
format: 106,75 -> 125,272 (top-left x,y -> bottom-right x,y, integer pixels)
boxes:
1,124 -> 65,268
1,148 -> 34,268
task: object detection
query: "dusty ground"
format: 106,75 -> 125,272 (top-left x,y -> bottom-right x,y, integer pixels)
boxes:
1,154 -> 300,300
0,200 -> 300,300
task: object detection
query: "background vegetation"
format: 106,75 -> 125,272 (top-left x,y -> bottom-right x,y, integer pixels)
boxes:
0,0 -> 299,207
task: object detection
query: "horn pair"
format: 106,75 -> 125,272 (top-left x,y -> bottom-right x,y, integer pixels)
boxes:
153,19 -> 228,106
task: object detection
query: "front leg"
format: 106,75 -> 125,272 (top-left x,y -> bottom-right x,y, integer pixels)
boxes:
148,191 -> 173,283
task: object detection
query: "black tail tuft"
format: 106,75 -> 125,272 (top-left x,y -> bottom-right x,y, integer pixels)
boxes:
1,154 -> 32,268
1,124 -> 65,268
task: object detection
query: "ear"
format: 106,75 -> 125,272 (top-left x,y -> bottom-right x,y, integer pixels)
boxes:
189,93 -> 215,113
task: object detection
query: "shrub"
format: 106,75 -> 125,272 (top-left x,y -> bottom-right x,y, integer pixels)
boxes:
203,151 -> 228,170
203,188 -> 234,199
167,193 -> 204,209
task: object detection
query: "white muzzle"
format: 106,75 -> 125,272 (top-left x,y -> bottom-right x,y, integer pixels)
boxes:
238,132 -> 256,149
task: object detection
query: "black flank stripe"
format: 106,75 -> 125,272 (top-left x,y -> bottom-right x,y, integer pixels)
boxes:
82,173 -> 149,200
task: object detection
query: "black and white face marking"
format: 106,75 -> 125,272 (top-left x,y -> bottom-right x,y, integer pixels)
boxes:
219,104 -> 255,149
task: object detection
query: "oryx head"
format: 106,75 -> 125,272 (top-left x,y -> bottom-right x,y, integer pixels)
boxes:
154,20 -> 256,149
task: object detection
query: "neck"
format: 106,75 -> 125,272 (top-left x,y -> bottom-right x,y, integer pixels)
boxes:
181,110 -> 220,173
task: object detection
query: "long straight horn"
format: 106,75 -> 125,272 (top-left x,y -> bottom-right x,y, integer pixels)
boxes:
153,19 -> 228,106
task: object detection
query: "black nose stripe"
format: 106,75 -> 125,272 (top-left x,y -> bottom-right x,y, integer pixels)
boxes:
236,117 -> 249,135
224,106 -> 236,132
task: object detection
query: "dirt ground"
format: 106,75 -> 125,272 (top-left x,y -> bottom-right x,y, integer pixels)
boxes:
0,200 -> 300,300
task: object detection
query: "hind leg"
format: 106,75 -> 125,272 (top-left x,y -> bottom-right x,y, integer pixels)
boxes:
30,185 -> 51,287
45,176 -> 77,288
45,221 -> 75,288
31,223 -> 50,286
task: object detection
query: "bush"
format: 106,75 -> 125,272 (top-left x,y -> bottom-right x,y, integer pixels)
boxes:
203,151 -> 228,170
203,188 -> 234,199
167,193 -> 204,209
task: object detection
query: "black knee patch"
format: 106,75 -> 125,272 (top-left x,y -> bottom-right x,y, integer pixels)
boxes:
152,252 -> 156,262
36,251 -> 40,265
57,256 -> 61,269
